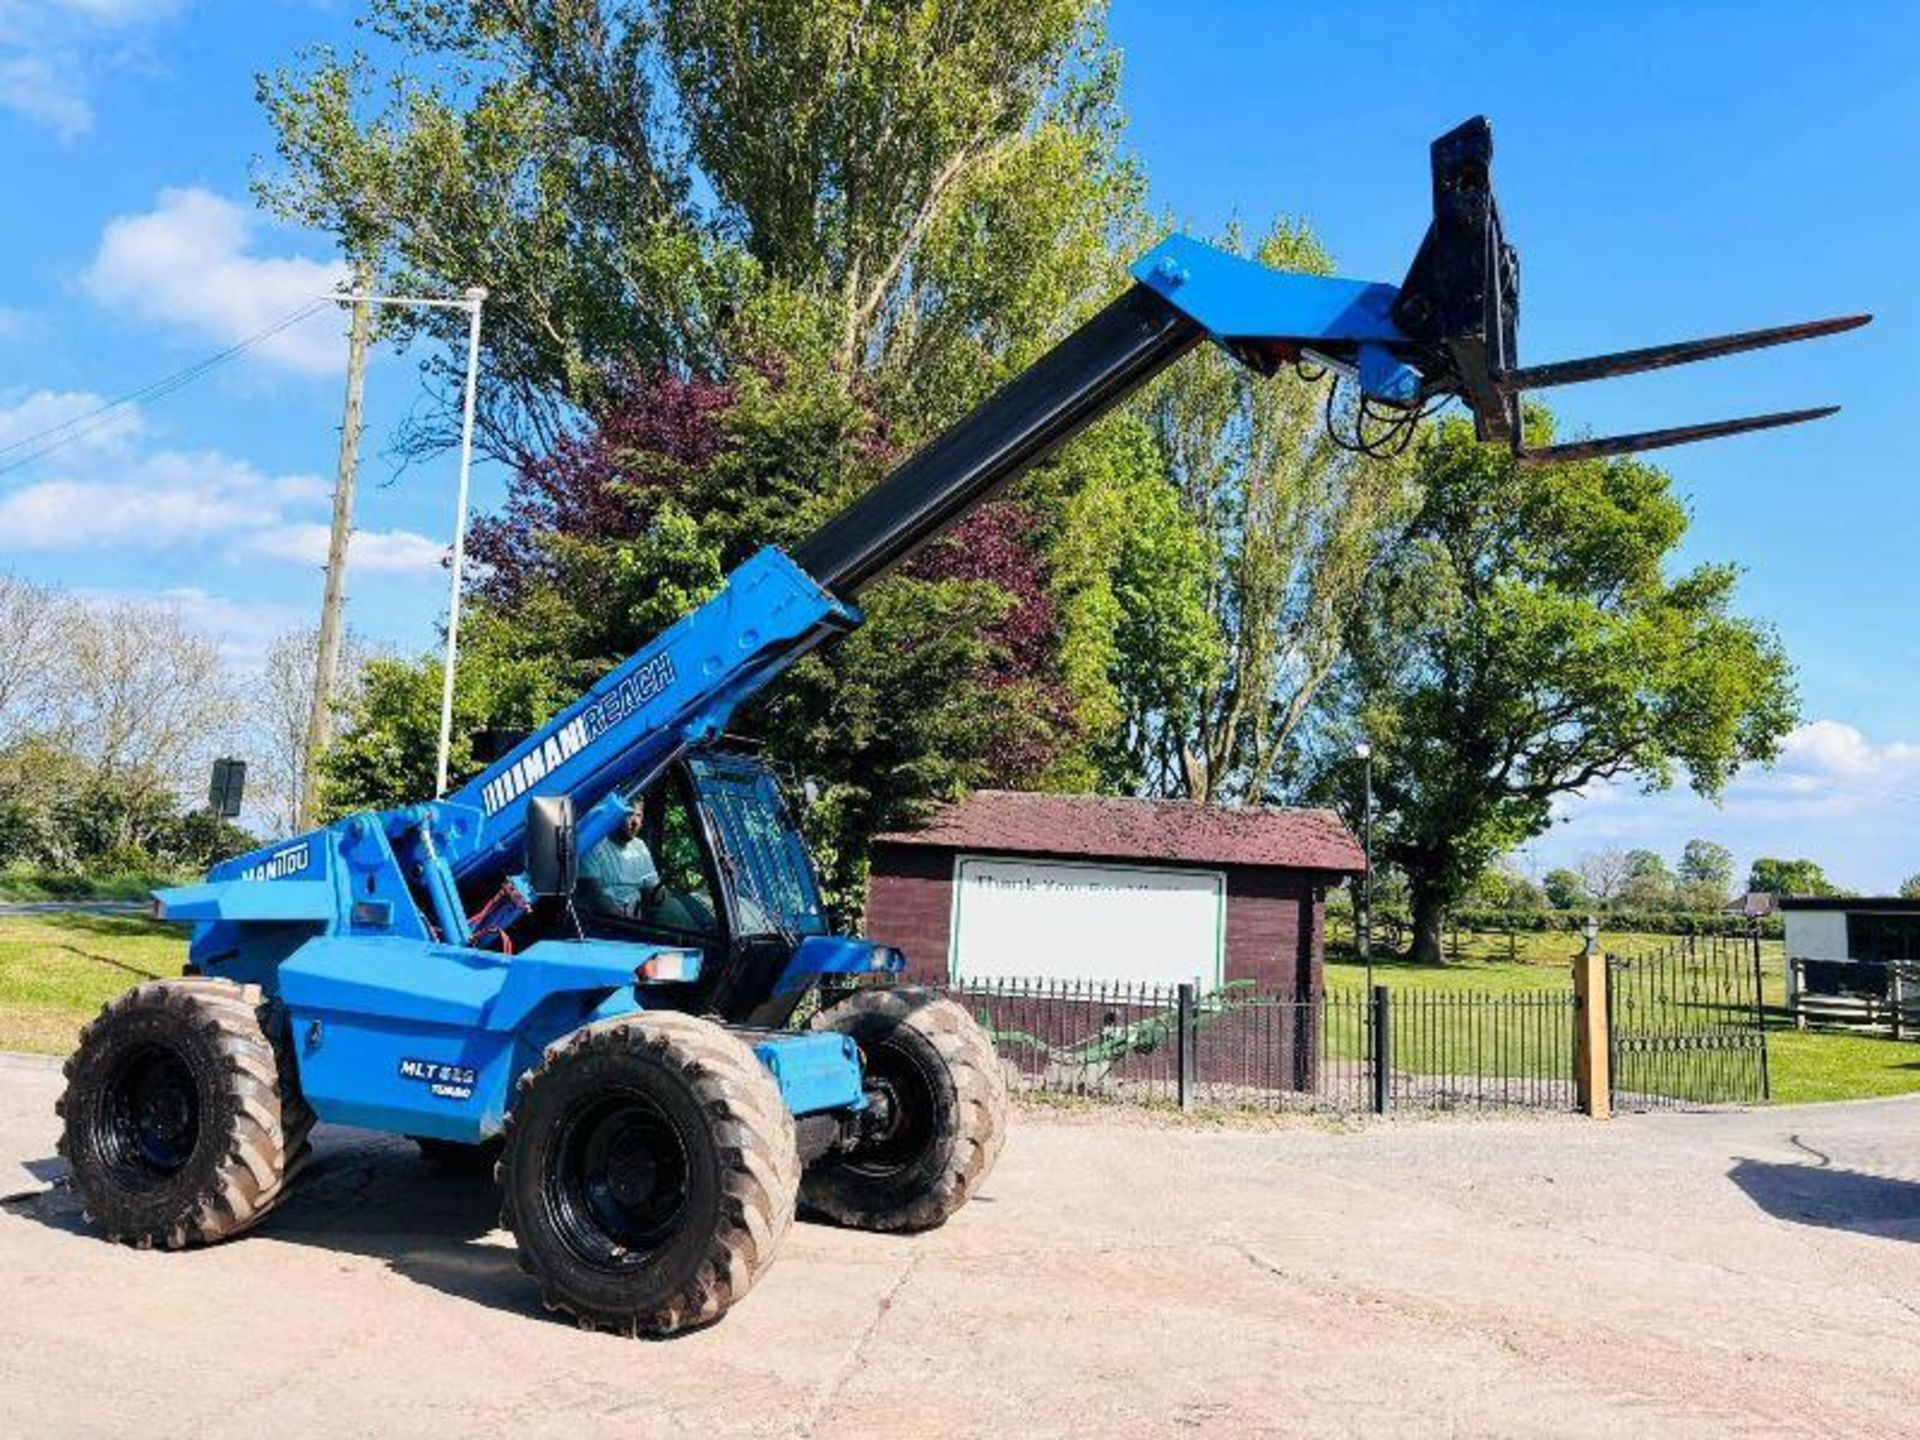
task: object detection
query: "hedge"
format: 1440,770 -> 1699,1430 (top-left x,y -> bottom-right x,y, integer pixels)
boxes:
1433,907 -> 1781,940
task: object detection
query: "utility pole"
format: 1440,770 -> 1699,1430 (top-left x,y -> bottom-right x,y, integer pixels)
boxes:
310,281 -> 486,805
299,270 -> 372,831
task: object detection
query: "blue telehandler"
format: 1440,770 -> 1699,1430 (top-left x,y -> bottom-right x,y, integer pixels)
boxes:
55,118 -> 1863,1335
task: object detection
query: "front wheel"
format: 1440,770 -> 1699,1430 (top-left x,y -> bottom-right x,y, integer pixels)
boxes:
499,1011 -> 799,1336
802,986 -> 1007,1232
56,977 -> 313,1248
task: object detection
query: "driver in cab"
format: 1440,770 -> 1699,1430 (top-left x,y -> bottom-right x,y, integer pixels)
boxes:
579,801 -> 661,920
579,797 -> 716,934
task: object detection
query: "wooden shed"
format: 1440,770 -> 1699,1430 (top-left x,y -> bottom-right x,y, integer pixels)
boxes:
863,790 -> 1365,996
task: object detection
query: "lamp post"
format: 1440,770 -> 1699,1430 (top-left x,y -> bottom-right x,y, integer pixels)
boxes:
1355,740 -> 1374,992
435,286 -> 489,798
320,284 -> 488,799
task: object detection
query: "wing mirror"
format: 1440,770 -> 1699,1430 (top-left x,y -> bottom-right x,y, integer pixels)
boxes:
526,796 -> 578,898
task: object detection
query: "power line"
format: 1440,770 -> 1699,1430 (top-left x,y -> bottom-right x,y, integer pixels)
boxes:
0,298 -> 338,478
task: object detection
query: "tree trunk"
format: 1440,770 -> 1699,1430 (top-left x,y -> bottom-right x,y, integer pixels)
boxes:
1410,882 -> 1446,965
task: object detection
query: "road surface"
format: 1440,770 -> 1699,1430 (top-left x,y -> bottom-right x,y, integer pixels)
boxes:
3,1052 -> 1917,1436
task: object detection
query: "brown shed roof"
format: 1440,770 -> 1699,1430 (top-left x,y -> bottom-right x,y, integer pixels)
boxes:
875,790 -> 1365,874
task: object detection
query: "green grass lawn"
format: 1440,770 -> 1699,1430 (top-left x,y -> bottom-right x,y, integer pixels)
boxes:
0,913 -> 185,1054
1766,1028 -> 1920,1104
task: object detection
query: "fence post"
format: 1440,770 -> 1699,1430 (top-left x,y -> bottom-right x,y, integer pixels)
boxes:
1177,982 -> 1195,1112
1750,920 -> 1772,1100
1370,984 -> 1391,1115
1573,916 -> 1611,1119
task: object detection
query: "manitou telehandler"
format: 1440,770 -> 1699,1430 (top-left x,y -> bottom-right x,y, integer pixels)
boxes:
56,119 -> 1864,1335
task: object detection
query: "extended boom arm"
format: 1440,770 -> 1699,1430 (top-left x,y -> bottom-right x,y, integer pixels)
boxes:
183,116 -> 1865,944
439,115 -> 1867,904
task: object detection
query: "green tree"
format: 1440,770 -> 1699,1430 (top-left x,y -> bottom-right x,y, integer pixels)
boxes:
1315,416 -> 1798,963
1620,848 -> 1676,910
1468,861 -> 1544,912
320,616 -> 577,816
1543,867 -> 1588,911
1899,873 -> 1920,900
661,0 -> 1131,392
1118,221 -> 1412,803
271,0 -> 1185,882
1747,856 -> 1840,898
257,0 -> 1136,455
1677,837 -> 1734,909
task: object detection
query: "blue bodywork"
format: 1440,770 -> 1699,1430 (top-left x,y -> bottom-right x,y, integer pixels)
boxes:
155,233 -> 1449,1146
1132,234 -> 1426,407
276,936 -> 863,1141
156,546 -> 893,1139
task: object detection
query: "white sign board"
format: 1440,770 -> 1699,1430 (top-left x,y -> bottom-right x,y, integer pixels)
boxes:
948,855 -> 1225,987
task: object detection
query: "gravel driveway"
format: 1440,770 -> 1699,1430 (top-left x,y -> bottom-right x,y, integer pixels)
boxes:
3,1051 -> 1917,1437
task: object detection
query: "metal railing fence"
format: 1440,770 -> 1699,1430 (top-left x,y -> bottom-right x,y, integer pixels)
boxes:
937,977 -> 1577,1115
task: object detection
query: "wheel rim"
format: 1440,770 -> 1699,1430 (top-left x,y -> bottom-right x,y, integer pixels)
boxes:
847,1039 -> 939,1179
544,1089 -> 692,1270
95,1043 -> 201,1189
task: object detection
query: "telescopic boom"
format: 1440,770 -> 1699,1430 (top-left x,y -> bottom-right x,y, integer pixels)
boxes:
178,116 -> 1866,932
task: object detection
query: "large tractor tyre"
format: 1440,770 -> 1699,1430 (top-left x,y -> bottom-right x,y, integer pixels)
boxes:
498,1011 -> 800,1337
56,977 -> 314,1249
802,986 -> 1008,1233
413,1135 -> 504,1178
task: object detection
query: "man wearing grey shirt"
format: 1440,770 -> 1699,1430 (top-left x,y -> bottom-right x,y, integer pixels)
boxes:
579,802 -> 660,919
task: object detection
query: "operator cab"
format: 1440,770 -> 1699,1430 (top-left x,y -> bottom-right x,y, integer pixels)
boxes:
573,750 -> 833,1022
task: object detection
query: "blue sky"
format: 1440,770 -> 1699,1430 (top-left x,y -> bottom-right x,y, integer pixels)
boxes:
0,1 -> 1914,889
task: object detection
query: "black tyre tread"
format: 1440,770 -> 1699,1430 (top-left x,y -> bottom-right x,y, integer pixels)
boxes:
57,978 -> 314,1248
804,985 -> 1008,1232
498,1011 -> 800,1337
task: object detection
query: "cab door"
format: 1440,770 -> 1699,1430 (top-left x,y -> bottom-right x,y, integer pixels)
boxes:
685,753 -> 834,1021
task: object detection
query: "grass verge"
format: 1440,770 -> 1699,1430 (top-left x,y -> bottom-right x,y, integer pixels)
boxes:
0,914 -> 184,1054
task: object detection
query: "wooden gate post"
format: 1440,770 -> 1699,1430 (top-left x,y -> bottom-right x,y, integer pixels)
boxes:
1573,917 -> 1611,1119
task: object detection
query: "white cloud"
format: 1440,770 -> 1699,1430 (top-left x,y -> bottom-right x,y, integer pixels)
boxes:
0,0 -> 182,140
0,385 -> 143,459
1537,721 -> 1920,895
240,522 -> 446,577
0,53 -> 91,139
83,188 -> 351,374
0,391 -> 443,579
1770,719 -> 1920,788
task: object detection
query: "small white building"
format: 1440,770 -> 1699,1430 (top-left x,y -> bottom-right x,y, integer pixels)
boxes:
1780,897 -> 1920,1002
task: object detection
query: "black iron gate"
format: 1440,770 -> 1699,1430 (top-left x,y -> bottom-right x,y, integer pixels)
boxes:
1607,934 -> 1770,1110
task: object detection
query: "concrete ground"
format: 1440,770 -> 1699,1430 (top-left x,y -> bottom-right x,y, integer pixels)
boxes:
3,1053 -> 1919,1438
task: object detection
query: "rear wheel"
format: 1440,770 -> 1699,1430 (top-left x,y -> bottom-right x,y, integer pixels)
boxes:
802,986 -> 1007,1232
499,1012 -> 798,1336
57,977 -> 313,1248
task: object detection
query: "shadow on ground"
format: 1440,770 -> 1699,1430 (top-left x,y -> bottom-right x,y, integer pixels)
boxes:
1729,1154 -> 1920,1241
3,1128 -> 550,1321
1,1126 -> 868,1333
